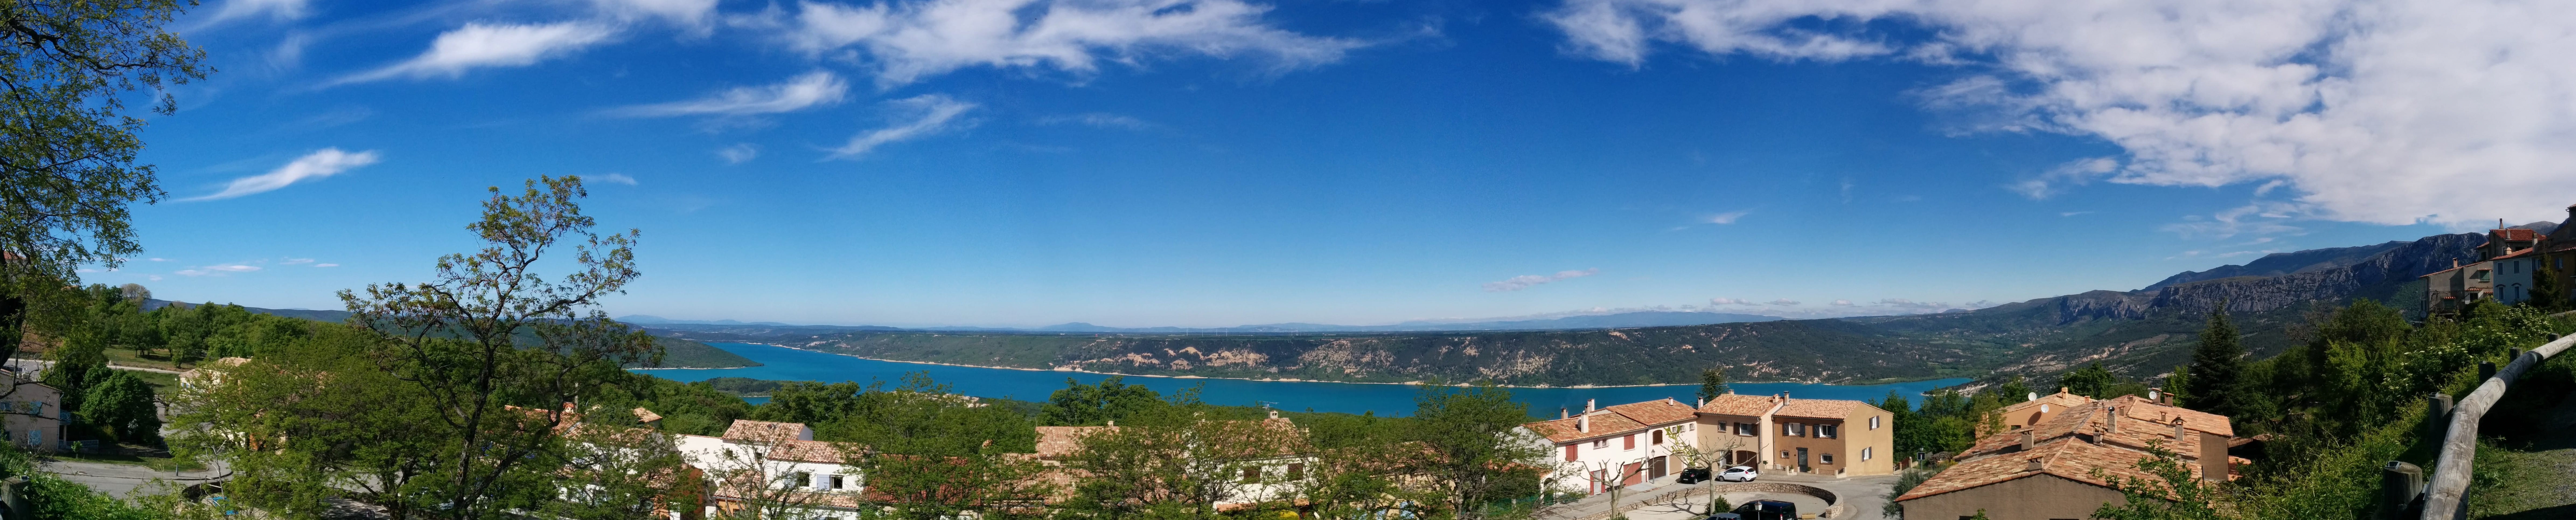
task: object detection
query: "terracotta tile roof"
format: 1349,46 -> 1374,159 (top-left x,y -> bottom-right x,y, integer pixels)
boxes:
1964,399 -> 2232,463
633,407 -> 663,424
1997,390 -> 2092,417
1522,411 -> 1648,444
2102,395 -> 2234,437
2492,248 -> 2537,261
723,420 -> 812,443
1896,436 -> 2184,502
1775,398 -> 1878,419
1604,398 -> 1700,426
1697,394 -> 1780,417
768,439 -> 858,463
2495,228 -> 2540,241
1036,426 -> 1112,459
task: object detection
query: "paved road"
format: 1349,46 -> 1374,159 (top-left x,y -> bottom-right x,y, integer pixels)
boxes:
1542,472 -> 1899,520
38,457 -> 228,498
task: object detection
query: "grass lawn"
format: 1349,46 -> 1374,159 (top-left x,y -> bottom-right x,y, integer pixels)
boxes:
50,450 -> 207,473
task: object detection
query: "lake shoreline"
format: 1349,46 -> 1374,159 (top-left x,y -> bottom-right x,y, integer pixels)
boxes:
706,342 -> 1952,391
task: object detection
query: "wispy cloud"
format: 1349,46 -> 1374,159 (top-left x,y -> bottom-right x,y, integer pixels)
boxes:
330,22 -> 617,85
1705,210 -> 1750,225
781,0 -> 1364,86
1709,298 -> 1757,306
177,264 -> 263,277
1830,299 -> 1854,306
1483,268 -> 1599,292
315,263 -> 340,267
2009,157 -> 2118,199
1767,299 -> 1800,306
2161,202 -> 2308,239
183,148 -> 381,201
717,143 -> 760,164
607,71 -> 848,117
594,173 -> 639,185
282,258 -> 315,265
1040,113 -> 1153,130
200,0 -> 312,26
828,94 -> 977,160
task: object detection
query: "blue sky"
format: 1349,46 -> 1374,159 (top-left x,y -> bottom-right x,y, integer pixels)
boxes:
90,0 -> 2576,327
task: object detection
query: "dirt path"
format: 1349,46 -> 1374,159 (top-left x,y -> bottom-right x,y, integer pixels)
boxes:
2472,389 -> 2576,519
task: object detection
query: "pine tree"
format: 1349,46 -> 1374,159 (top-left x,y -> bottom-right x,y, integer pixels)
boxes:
2185,306 -> 2245,415
1697,367 -> 1730,403
2531,260 -> 2568,312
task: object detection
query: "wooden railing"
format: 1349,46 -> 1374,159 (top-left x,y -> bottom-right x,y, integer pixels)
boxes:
2419,333 -> 2575,519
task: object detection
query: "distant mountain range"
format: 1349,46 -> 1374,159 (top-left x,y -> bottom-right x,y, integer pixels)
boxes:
636,224 -> 2547,387
144,301 -> 760,369
618,310 -> 1783,335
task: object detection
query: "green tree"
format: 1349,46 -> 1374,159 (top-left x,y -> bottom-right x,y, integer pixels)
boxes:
1697,367 -> 1730,403
2529,262 -> 2567,312
2162,365 -> 2190,407
0,0 -> 211,366
42,327 -> 109,408
339,176 -> 658,518
2089,440 -> 2229,520
1040,376 -> 1164,426
77,369 -> 158,445
1410,380 -> 1549,520
2185,307 -> 2245,415
2059,362 -> 2119,399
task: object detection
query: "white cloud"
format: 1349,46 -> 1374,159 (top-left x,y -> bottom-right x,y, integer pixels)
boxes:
2160,202 -> 2307,239
1830,299 -> 1854,306
1483,268 -> 1600,292
591,0 -> 721,27
202,0 -> 311,25
315,263 -> 341,267
179,264 -> 264,277
1040,112 -> 1153,130
1704,210 -> 1749,224
828,94 -> 977,159
333,22 -> 618,85
1708,298 -> 1758,306
2009,158 -> 2118,200
282,258 -> 315,265
1766,298 -> 1800,306
1544,0 -> 2576,228
718,143 -> 761,164
183,148 -> 382,201
147,258 -> 170,262
594,173 -> 640,185
784,0 -> 1364,86
609,71 -> 849,117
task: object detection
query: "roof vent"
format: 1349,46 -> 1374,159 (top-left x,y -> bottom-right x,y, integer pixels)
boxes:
2028,459 -> 2044,472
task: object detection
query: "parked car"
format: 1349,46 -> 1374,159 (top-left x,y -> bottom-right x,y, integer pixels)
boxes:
1718,465 -> 1758,482
1675,467 -> 1712,484
1732,500 -> 1798,520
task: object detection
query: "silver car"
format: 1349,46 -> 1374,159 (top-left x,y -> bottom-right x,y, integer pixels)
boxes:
1719,465 -> 1758,482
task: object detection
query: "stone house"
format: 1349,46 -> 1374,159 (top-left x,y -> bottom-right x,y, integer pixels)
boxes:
1897,394 -> 2237,520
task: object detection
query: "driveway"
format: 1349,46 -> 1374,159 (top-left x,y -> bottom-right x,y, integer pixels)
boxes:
1542,471 -> 1901,520
39,457 -> 228,498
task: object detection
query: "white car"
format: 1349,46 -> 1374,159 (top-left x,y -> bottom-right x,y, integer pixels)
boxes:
1719,465 -> 1758,482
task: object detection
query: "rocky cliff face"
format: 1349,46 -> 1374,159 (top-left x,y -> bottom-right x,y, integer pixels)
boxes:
2144,232 -> 2482,316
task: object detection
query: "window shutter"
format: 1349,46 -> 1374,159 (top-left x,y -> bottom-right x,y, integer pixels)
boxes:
1623,435 -> 1635,450
1566,445 -> 1578,462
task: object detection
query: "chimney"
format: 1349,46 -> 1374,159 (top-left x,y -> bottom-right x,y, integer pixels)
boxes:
2174,420 -> 2187,441
1696,397 -> 1706,408
1578,416 -> 1589,433
1561,407 -> 1570,420
2020,431 -> 2035,451
1586,399 -> 1597,413
1268,409 -> 1279,420
1106,420 -> 1115,427
2027,458 -> 2044,472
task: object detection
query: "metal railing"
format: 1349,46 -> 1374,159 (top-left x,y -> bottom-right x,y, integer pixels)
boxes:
2418,332 -> 2575,519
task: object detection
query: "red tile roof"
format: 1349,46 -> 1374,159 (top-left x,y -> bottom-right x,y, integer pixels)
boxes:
2102,395 -> 2234,437
1604,398 -> 1700,426
1523,411 -> 1648,444
2495,228 -> 2540,241
1895,436 -> 2183,502
1698,394 -> 1780,417
724,420 -> 812,443
768,439 -> 858,463
1998,390 -> 2091,418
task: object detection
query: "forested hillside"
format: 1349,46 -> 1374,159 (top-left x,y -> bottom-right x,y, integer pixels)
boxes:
653,229 -> 2509,387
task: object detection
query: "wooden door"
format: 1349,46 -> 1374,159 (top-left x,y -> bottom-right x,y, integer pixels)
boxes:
1622,463 -> 1643,485
1648,456 -> 1667,479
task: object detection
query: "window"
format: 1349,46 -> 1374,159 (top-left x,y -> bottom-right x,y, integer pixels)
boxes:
1286,463 -> 1304,480
1783,423 -> 1805,437
1779,450 -> 1789,459
1821,453 -> 1834,464
795,472 -> 813,488
1593,438 -> 1608,449
1818,425 -> 1837,439
1623,435 -> 1635,450
1651,430 -> 1664,445
1735,422 -> 1755,436
27,430 -> 36,445
1870,416 -> 1880,430
1242,467 -> 1262,484
1863,447 -> 1873,460
1565,445 -> 1579,462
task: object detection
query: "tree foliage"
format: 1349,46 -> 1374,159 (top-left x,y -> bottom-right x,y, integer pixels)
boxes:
1040,376 -> 1163,426
2185,307 -> 2244,414
1696,367 -> 1728,404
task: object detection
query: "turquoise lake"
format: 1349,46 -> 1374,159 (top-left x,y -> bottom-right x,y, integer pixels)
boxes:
632,342 -> 1970,415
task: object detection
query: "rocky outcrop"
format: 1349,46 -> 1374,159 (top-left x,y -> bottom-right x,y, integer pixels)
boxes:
2145,232 -> 2483,315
